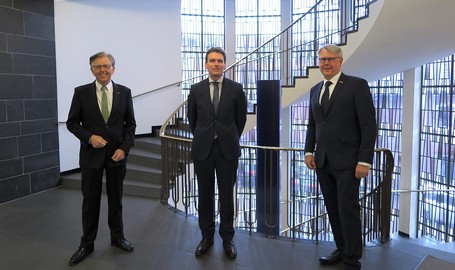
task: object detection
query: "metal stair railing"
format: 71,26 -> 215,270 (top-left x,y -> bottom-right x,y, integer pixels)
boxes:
161,112 -> 394,244
159,0 -> 393,245
137,0 -> 378,106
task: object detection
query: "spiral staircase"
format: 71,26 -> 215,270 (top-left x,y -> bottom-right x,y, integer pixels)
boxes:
62,0 -> 455,202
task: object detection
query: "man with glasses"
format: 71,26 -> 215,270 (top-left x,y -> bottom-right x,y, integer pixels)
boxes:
67,52 -> 136,266
304,44 -> 377,270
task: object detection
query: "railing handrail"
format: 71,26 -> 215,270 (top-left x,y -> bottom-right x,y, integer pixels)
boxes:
159,0 -> 389,244
160,133 -> 395,243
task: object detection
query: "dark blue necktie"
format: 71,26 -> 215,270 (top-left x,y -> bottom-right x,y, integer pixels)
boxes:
321,81 -> 332,114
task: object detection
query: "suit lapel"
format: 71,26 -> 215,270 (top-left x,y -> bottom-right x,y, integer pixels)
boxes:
200,79 -> 214,113
315,81 -> 325,115
327,73 -> 347,111
110,82 -> 121,121
88,82 -> 105,122
320,73 -> 348,115
217,79 -> 232,113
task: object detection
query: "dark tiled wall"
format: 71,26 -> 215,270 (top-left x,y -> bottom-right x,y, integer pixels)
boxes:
0,0 -> 59,203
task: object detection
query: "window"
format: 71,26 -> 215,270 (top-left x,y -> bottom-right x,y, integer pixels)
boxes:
181,0 -> 225,99
419,55 -> 455,242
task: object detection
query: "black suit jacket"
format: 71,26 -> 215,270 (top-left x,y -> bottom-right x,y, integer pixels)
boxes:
304,73 -> 377,169
188,77 -> 247,160
67,81 -> 136,168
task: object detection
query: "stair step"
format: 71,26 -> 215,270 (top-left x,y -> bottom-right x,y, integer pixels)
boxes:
61,173 -> 161,199
126,164 -> 161,184
128,148 -> 161,169
61,135 -> 164,200
134,137 -> 161,153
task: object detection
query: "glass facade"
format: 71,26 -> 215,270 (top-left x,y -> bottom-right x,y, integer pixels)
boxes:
419,55 -> 455,242
235,0 -> 281,106
181,0 -> 225,99
181,0 -> 455,243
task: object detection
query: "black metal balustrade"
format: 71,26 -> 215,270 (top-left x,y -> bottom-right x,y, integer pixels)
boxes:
158,0 -> 392,245
160,101 -> 394,245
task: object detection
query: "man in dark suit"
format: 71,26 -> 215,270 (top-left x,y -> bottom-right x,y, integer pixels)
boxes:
188,47 -> 247,259
304,44 -> 377,270
66,52 -> 136,266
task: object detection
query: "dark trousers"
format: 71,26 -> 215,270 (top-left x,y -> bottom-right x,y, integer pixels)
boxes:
316,161 -> 362,269
193,142 -> 238,242
80,165 -> 126,247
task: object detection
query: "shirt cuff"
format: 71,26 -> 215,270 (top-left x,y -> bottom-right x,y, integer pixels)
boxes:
358,161 -> 371,168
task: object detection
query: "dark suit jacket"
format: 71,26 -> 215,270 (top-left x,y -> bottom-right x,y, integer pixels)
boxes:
67,81 -> 136,168
304,73 -> 377,169
188,77 -> 247,160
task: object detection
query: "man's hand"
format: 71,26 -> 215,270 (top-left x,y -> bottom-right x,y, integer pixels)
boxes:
355,164 -> 370,179
89,135 -> 107,149
304,155 -> 316,170
111,149 -> 125,162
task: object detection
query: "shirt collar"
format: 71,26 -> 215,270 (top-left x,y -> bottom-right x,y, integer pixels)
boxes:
209,75 -> 224,84
324,71 -> 342,85
95,81 -> 113,91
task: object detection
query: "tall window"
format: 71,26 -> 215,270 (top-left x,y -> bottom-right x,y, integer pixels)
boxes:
179,0 -> 454,243
290,0 -> 341,80
181,0 -> 225,99
370,74 -> 403,232
235,0 -> 281,106
234,0 -> 281,231
419,55 -> 455,242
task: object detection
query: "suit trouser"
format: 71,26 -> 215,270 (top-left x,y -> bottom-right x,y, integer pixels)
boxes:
80,165 -> 126,247
193,142 -> 238,242
316,162 -> 362,268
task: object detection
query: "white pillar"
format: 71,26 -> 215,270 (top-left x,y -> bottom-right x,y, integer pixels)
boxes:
398,68 -> 421,238
279,0 -> 292,233
225,0 -> 235,67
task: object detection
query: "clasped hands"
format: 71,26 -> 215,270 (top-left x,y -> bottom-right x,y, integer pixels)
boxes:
89,135 -> 125,162
304,155 -> 369,179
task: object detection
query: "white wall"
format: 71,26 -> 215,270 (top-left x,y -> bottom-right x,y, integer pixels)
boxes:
55,0 -> 182,171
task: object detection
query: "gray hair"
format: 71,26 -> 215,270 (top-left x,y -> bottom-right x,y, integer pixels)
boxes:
89,52 -> 116,67
318,44 -> 343,58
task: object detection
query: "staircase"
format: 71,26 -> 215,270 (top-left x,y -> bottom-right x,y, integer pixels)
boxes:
282,0 -> 455,108
61,136 -> 162,199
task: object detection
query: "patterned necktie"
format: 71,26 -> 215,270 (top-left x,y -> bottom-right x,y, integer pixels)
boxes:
212,81 -> 219,113
101,85 -> 109,123
321,81 -> 332,114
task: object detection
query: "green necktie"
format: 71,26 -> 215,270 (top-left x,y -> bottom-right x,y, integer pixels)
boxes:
101,86 -> 109,123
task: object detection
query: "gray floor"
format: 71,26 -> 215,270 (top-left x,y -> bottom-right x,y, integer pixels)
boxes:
0,187 -> 454,270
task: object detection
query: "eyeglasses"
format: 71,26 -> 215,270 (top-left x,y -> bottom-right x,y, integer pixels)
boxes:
318,57 -> 341,63
91,64 -> 112,70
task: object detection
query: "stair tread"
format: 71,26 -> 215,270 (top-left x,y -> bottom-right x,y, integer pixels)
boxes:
129,148 -> 161,158
127,163 -> 161,173
62,166 -> 161,180
135,136 -> 161,145
62,174 -> 161,186
123,179 -> 161,188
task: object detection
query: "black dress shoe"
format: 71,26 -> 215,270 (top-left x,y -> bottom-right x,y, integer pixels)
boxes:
319,249 -> 343,265
68,245 -> 94,266
111,238 -> 134,252
223,240 -> 237,259
195,238 -> 214,257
